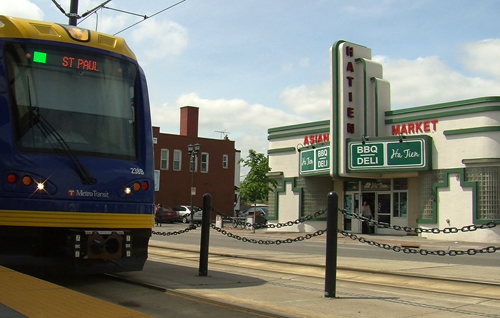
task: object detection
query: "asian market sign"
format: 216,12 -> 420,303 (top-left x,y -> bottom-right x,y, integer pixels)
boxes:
348,138 -> 431,171
300,146 -> 330,175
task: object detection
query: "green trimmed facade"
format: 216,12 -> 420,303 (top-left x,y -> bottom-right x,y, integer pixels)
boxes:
267,97 -> 500,243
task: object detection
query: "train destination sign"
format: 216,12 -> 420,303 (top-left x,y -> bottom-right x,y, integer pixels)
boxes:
348,138 -> 430,171
300,146 -> 330,175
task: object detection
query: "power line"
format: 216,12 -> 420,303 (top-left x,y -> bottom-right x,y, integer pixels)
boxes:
112,0 -> 187,35
51,0 -> 187,34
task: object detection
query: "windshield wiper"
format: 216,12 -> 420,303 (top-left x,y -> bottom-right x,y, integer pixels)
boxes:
27,106 -> 96,185
25,78 -> 96,185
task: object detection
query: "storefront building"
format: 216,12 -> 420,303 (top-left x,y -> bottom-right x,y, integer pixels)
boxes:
267,41 -> 500,243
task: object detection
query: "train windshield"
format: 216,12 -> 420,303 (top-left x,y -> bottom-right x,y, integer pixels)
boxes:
4,42 -> 138,160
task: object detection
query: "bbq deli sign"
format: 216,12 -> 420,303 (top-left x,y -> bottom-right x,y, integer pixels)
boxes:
299,146 -> 330,176
347,137 -> 432,172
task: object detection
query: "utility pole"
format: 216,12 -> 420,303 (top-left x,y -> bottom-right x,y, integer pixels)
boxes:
69,0 -> 78,26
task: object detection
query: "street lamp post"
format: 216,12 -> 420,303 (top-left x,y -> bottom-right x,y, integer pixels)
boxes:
187,143 -> 200,228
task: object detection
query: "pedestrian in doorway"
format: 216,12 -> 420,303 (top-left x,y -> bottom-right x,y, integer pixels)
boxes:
360,201 -> 372,234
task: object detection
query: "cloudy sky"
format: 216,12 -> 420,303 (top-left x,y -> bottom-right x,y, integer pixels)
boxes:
3,0 -> 500,175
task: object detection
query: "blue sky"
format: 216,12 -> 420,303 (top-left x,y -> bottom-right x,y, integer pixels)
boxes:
3,0 -> 500,175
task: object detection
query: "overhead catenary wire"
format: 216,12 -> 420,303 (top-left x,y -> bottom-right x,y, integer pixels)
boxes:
112,0 -> 187,35
51,0 -> 186,34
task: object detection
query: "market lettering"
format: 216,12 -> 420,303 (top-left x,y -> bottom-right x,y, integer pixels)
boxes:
391,119 -> 438,135
303,133 -> 330,146
62,56 -> 100,72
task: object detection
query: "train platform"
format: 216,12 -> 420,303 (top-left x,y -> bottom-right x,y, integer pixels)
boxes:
0,265 -> 152,318
138,231 -> 500,317
1,232 -> 499,317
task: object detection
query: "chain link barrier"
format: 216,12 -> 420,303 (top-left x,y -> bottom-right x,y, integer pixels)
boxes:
209,223 -> 326,245
152,205 -> 500,256
208,207 -> 328,244
338,207 -> 500,234
337,207 -> 500,256
152,223 -> 199,237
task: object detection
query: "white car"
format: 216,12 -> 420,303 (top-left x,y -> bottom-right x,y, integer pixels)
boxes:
173,205 -> 202,223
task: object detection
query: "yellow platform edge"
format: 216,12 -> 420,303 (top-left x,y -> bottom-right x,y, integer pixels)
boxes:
0,266 -> 152,318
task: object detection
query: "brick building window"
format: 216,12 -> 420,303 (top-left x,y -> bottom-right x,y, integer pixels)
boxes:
201,153 -> 209,173
222,154 -> 228,169
173,150 -> 182,171
160,149 -> 169,170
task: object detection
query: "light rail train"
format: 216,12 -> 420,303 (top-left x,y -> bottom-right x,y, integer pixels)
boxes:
0,15 -> 154,274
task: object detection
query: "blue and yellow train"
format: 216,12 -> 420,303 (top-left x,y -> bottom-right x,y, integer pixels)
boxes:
0,15 -> 154,274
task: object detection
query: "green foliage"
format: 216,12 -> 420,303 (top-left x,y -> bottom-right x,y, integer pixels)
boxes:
238,149 -> 277,204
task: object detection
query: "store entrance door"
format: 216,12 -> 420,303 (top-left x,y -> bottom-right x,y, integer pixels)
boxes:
343,193 -> 360,232
376,193 -> 392,234
360,193 -> 375,234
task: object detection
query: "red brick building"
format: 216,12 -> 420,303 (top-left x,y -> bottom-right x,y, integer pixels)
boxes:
152,106 -> 238,215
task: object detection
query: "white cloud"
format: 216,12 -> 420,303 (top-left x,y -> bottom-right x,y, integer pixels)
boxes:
130,19 -> 187,59
460,39 -> 500,79
376,54 -> 500,108
279,82 -> 330,120
151,92 -> 307,158
278,39 -> 500,114
0,0 -> 44,20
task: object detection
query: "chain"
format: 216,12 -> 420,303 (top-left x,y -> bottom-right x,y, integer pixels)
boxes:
209,223 -> 326,244
337,229 -> 500,256
228,209 -> 327,230
152,224 -> 199,236
151,206 -> 500,256
339,208 -> 500,234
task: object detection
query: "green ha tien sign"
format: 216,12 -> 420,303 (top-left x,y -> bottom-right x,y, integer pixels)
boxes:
348,138 -> 430,171
300,146 -> 330,175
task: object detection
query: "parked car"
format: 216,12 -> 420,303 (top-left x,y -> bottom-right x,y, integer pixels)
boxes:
173,205 -> 202,223
239,206 -> 268,225
155,205 -> 177,226
192,210 -> 203,223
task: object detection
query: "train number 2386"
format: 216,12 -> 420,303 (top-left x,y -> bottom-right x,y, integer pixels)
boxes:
130,168 -> 145,175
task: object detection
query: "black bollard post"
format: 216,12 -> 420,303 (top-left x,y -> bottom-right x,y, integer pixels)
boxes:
324,191 -> 338,298
198,193 -> 211,276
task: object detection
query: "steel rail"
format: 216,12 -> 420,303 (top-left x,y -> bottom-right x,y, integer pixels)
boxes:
148,244 -> 500,301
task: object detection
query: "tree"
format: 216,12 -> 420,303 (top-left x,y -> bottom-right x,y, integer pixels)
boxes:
238,149 -> 278,205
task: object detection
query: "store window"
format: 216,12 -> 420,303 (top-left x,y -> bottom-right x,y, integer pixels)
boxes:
393,179 -> 408,218
345,181 -> 359,191
466,167 -> 500,220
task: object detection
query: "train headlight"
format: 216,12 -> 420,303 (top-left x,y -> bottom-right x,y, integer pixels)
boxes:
36,182 -> 45,191
124,187 -> 131,195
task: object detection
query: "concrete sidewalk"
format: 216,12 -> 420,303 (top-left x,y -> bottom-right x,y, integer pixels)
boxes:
138,233 -> 500,318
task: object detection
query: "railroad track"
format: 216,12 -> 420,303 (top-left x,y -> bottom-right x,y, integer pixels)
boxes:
147,244 -> 500,302
64,244 -> 500,318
